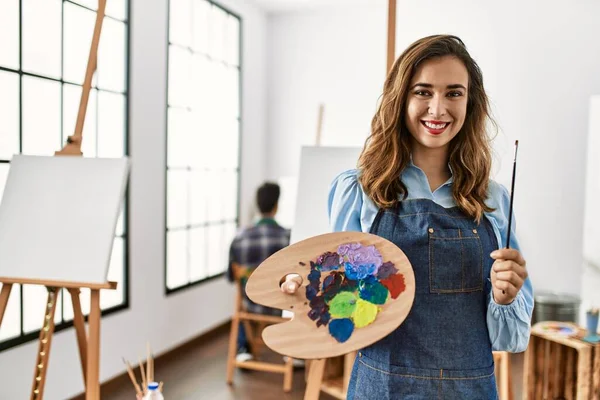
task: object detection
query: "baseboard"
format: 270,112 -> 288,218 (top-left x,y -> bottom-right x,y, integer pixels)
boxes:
69,319 -> 231,400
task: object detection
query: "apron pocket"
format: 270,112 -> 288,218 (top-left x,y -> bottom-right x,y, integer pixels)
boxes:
352,352 -> 497,400
353,356 -> 438,400
428,227 -> 483,293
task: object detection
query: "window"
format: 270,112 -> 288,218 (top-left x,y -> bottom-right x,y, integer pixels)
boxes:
165,0 -> 241,293
0,0 -> 129,351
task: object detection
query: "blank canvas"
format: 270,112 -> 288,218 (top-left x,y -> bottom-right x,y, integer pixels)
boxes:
290,146 -> 362,244
0,155 -> 129,284
583,96 -> 600,270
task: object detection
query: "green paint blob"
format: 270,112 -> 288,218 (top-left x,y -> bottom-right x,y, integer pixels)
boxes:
328,291 -> 357,318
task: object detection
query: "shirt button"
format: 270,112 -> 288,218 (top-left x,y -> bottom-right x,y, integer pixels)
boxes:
358,352 -> 362,357
472,229 -> 478,234
428,228 -> 434,233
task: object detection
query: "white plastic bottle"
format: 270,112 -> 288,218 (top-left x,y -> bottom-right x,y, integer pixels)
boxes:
143,382 -> 164,400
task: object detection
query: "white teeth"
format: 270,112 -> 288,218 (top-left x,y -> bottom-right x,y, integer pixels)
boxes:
424,121 -> 448,129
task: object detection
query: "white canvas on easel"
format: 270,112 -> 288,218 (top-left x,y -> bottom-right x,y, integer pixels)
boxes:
282,146 -> 361,327
289,146 -> 362,245
0,155 -> 129,284
583,95 -> 600,270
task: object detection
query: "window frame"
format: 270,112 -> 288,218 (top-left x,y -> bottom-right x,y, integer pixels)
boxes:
164,0 -> 243,295
0,0 -> 131,353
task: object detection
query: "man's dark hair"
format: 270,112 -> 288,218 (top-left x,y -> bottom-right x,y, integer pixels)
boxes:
257,182 -> 280,214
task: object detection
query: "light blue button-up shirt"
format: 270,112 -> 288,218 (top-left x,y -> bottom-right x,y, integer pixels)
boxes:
327,163 -> 534,353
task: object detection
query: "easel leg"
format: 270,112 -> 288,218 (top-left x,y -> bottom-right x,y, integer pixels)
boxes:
68,288 -> 88,388
500,352 -> 510,400
343,351 -> 356,395
86,289 -> 101,400
30,287 -> 58,400
0,283 -> 13,325
304,358 -> 326,400
283,355 -> 294,393
226,315 -> 240,385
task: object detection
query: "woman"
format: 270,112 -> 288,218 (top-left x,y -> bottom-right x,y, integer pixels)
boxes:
327,35 -> 534,398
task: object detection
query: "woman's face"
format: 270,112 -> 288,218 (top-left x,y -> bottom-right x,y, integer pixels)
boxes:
405,56 -> 469,154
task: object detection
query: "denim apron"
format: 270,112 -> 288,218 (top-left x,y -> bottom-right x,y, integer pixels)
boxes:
347,198 -> 499,400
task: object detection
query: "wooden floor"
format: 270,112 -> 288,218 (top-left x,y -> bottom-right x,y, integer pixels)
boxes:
100,330 -> 336,400
76,326 -> 526,400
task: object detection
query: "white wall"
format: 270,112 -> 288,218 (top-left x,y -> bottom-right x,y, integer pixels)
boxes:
267,0 -> 600,298
0,0 -> 268,398
267,1 -> 388,179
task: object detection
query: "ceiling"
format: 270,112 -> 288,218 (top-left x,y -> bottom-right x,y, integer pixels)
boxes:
251,0 -> 379,14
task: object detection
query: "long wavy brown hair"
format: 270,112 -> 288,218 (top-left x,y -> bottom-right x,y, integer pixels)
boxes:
358,34 -> 496,222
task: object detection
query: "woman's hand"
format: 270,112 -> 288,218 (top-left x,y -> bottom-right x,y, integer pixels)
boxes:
490,248 -> 528,305
280,274 -> 303,294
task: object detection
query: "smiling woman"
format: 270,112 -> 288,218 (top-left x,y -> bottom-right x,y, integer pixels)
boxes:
359,36 -> 494,220
327,35 -> 534,400
406,56 -> 469,173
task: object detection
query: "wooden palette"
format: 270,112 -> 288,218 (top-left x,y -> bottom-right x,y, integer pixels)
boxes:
245,231 -> 415,360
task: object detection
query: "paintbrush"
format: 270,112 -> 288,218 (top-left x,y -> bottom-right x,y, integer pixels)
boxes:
506,140 -> 518,250
147,342 -> 155,383
503,140 -> 519,294
139,357 -> 147,394
122,357 -> 143,396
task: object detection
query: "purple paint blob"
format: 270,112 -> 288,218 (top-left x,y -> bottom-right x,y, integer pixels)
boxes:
317,251 -> 342,271
377,262 -> 398,279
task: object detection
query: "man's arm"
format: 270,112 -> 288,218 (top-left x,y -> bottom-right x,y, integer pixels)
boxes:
227,239 -> 237,283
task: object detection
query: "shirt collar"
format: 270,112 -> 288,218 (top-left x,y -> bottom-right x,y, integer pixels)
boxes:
407,154 -> 454,185
256,217 -> 278,226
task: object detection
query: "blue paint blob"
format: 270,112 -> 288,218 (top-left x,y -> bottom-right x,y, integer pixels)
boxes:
359,280 -> 388,305
306,285 -> 317,300
308,269 -> 321,282
345,262 -> 377,280
328,318 -> 355,343
317,311 -> 331,327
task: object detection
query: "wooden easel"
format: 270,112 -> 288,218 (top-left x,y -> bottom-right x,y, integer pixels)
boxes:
0,1 -> 114,399
226,264 -> 294,391
301,2 -> 397,399
0,280 -> 116,400
301,105 -> 359,399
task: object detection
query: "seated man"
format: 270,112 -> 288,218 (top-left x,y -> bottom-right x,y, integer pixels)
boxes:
227,182 -> 290,362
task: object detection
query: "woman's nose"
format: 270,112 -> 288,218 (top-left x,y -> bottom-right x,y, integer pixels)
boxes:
428,95 -> 447,118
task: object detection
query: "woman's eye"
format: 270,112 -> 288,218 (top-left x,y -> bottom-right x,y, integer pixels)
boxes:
447,91 -> 463,98
415,90 -> 430,96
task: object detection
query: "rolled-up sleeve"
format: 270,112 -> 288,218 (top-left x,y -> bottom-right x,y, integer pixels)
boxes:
327,169 -> 363,233
486,181 -> 534,353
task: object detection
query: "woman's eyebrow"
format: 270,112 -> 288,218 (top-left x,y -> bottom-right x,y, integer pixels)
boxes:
411,83 -> 467,90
